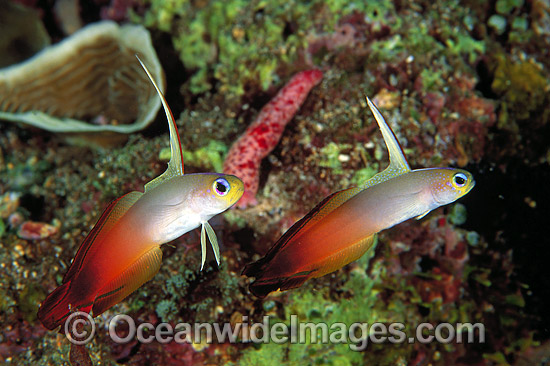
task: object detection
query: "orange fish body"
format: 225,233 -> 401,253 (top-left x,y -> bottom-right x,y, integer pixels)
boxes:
38,191 -> 153,329
38,59 -> 244,330
243,98 -> 475,297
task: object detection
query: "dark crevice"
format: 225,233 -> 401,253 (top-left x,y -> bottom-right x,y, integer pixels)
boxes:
462,160 -> 550,338
19,194 -> 45,221
474,58 -> 498,99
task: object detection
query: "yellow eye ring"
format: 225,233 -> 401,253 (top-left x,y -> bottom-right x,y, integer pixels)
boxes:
213,178 -> 230,196
452,173 -> 468,188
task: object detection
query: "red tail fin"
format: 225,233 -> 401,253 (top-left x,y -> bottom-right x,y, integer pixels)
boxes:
37,281 -> 73,330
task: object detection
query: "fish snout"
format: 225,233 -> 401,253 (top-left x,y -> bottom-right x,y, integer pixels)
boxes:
223,174 -> 245,207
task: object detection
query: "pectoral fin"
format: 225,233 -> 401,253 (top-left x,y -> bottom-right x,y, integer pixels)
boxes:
364,97 -> 411,188
204,221 -> 220,265
416,211 -> 430,220
200,221 -> 220,270
137,56 -> 185,193
200,224 -> 207,270
91,246 -> 163,317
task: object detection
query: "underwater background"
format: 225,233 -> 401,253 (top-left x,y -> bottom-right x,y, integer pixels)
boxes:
1,0 -> 549,365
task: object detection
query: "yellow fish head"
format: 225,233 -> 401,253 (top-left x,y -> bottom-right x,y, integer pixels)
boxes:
424,168 -> 475,206
195,173 -> 244,215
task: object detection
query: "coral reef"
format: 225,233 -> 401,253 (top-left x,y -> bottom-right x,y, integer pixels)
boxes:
0,0 -> 548,365
139,0 -> 377,100
223,69 -> 323,208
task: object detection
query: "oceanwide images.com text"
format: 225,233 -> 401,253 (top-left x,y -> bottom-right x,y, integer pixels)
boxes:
65,312 -> 485,351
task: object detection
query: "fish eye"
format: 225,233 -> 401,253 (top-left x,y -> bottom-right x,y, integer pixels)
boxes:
452,173 -> 468,188
213,178 -> 230,196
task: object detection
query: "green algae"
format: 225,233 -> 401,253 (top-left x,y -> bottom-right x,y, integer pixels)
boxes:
505,292 -> 525,308
488,14 -> 507,35
368,0 -> 484,66
495,0 -> 524,15
487,0 -> 533,43
4,157 -> 51,190
444,33 -> 485,64
350,164 -> 380,187
160,140 -> 228,172
419,68 -> 447,92
18,283 -> 45,322
318,142 -> 352,174
466,231 -> 481,246
155,299 -> 179,322
138,0 -> 397,100
185,140 -> 228,173
139,0 -> 297,97
0,288 -> 10,314
491,53 -> 549,122
448,203 -> 468,226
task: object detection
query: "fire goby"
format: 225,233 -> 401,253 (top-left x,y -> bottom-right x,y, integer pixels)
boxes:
243,97 -> 475,298
38,57 -> 243,330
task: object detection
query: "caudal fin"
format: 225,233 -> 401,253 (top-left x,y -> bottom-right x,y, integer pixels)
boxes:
37,282 -> 74,330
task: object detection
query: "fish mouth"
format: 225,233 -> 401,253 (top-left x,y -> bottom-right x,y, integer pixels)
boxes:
232,186 -> 245,205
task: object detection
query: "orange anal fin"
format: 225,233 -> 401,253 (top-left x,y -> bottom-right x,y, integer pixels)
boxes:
246,236 -> 376,298
312,235 -> 376,279
63,191 -> 142,283
91,246 -> 162,317
243,186 -> 363,278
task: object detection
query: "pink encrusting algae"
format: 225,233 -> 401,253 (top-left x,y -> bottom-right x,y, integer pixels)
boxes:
223,69 -> 323,208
